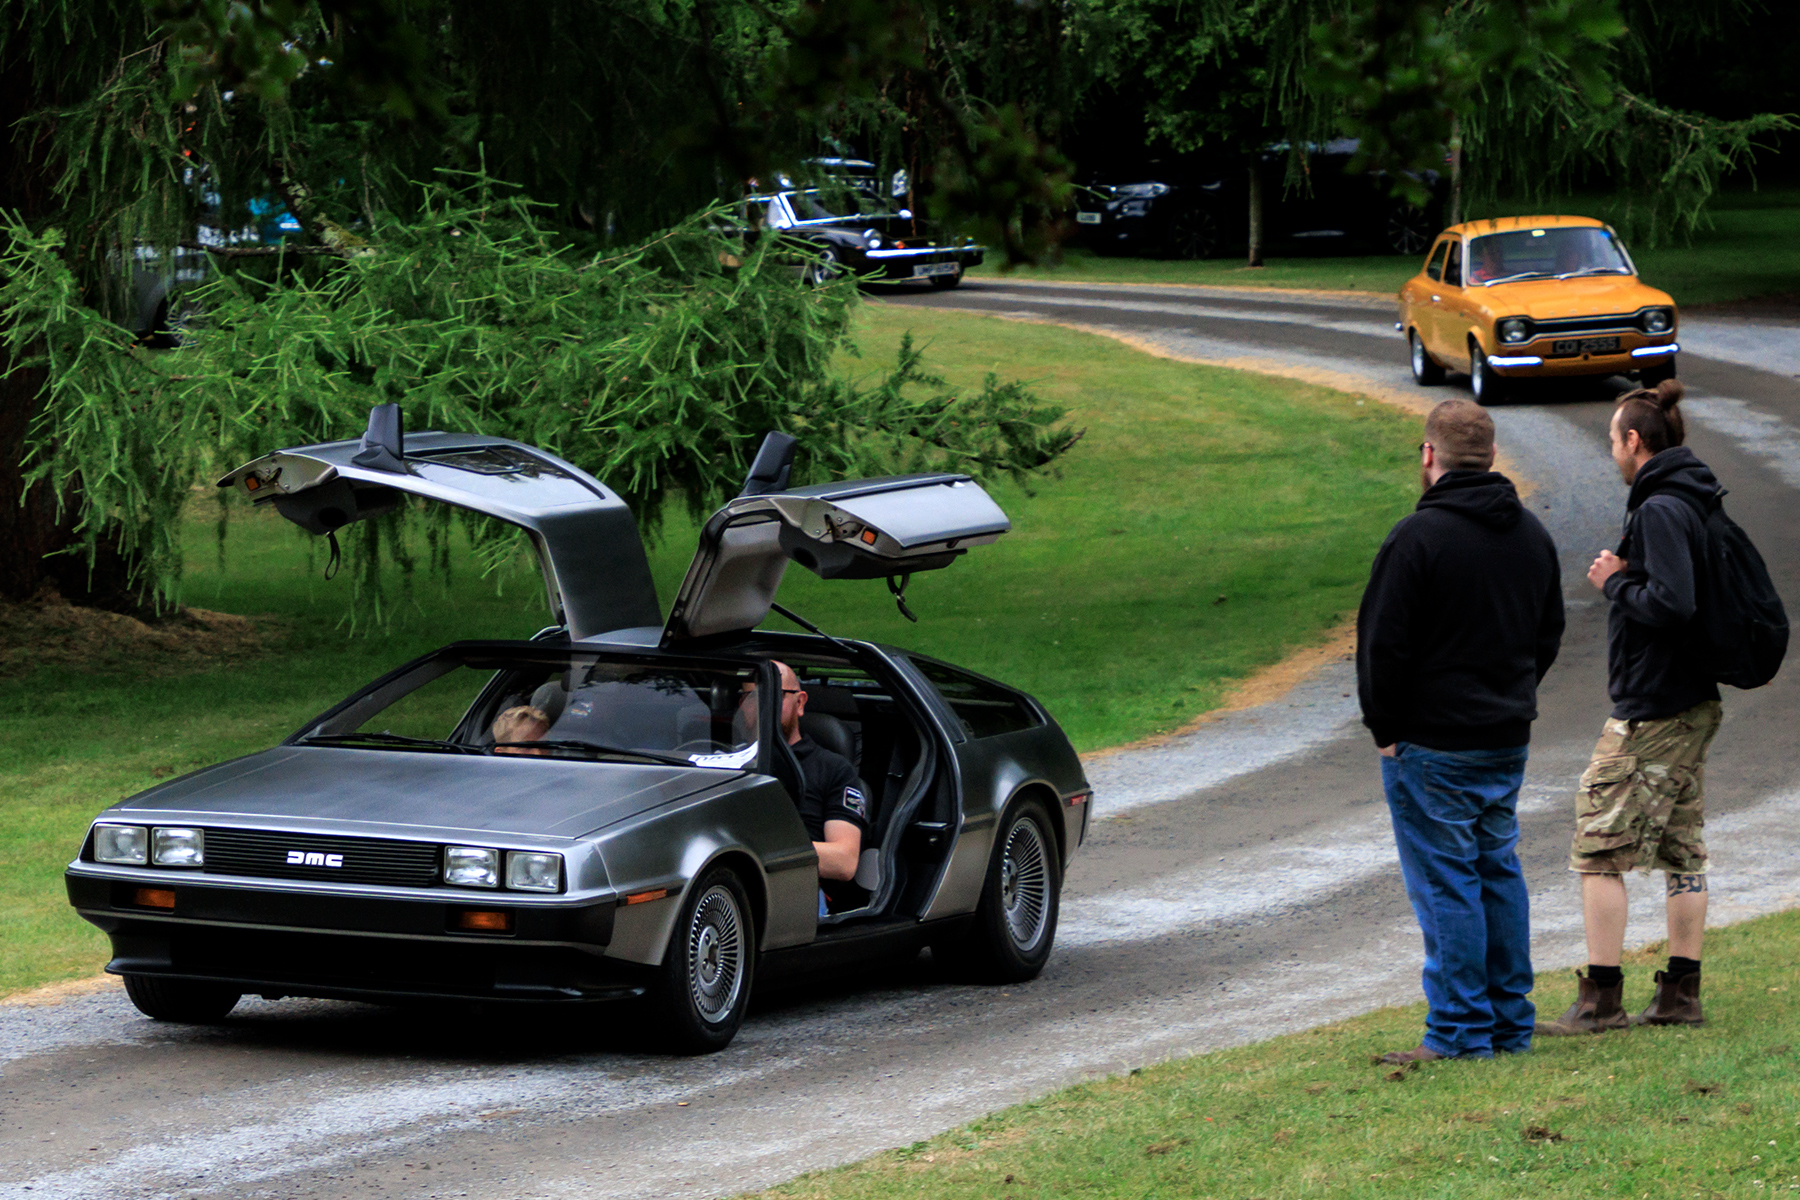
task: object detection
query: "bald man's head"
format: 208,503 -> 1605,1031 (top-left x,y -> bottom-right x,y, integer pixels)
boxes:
770,660 -> 806,743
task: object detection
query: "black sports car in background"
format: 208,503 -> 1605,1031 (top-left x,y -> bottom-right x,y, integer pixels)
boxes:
65,413 -> 1088,1053
751,186 -> 985,288
1074,139 -> 1445,260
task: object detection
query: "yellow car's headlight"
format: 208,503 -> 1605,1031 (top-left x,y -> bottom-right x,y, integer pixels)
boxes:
1498,318 -> 1532,345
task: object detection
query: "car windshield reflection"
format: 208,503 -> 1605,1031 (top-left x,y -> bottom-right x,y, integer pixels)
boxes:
299,650 -> 761,767
1467,227 -> 1632,286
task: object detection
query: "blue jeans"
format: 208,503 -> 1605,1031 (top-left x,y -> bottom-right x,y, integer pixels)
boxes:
1381,742 -> 1535,1057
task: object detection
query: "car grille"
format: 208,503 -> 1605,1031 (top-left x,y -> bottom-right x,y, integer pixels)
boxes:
201,828 -> 440,887
1528,312 -> 1650,337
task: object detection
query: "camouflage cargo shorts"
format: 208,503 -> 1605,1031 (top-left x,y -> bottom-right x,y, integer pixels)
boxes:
1570,699 -> 1722,875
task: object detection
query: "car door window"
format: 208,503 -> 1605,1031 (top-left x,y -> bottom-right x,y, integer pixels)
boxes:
912,660 -> 1040,739
1443,240 -> 1464,287
1425,241 -> 1448,282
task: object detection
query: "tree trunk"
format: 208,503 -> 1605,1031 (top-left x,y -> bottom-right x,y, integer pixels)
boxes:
0,31 -> 148,612
1246,164 -> 1264,268
1449,116 -> 1464,226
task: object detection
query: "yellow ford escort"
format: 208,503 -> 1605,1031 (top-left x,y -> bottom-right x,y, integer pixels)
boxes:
1397,216 -> 1678,404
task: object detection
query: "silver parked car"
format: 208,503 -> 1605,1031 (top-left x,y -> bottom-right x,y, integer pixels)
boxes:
64,412 -> 1091,1052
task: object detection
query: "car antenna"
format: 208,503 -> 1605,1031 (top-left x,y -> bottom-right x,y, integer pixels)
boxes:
887,573 -> 919,623
769,600 -> 862,658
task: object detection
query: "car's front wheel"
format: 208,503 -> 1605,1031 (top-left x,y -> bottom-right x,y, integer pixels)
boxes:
935,798 -> 1060,983
1410,330 -> 1445,386
1470,342 -> 1508,405
1165,205 -> 1220,260
648,865 -> 755,1054
122,975 -> 241,1023
803,246 -> 842,288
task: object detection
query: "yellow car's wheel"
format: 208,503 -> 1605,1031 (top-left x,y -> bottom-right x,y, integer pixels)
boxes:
1470,343 -> 1508,405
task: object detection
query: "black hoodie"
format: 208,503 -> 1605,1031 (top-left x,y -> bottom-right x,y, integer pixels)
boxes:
1602,446 -> 1722,720
1357,471 -> 1564,750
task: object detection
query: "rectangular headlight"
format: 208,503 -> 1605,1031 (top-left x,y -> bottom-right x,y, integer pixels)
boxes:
152,827 -> 204,868
505,851 -> 563,893
444,846 -> 500,888
94,824 -> 148,865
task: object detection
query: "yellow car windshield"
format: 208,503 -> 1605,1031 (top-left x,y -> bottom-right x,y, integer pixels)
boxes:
1466,228 -> 1632,286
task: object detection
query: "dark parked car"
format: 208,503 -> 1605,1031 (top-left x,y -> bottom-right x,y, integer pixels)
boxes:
64,414 -> 1089,1053
754,186 -> 985,288
1074,140 -> 1444,260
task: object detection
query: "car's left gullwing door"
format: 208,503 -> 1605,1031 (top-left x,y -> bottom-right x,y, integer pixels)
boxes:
662,434 -> 1011,645
217,405 -> 660,639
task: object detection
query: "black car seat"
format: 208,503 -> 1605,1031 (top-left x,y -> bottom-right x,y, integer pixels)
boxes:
799,711 -> 881,894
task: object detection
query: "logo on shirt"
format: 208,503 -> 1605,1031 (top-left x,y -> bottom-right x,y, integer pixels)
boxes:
842,785 -> 867,818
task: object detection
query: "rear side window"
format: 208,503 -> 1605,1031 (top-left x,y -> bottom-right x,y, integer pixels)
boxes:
913,660 -> 1040,740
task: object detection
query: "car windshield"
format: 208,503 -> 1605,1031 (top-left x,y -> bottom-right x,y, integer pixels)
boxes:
787,187 -> 892,222
300,649 -> 763,768
1466,227 -> 1632,285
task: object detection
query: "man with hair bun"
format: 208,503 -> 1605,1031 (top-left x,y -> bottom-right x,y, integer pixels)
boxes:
1542,379 -> 1724,1035
1358,398 -> 1564,1063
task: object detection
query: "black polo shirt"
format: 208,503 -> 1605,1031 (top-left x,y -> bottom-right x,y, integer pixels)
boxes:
789,735 -> 870,841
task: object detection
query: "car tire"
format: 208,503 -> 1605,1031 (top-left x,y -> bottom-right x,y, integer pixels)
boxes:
1385,203 -> 1435,257
934,798 -> 1060,983
1469,342 -> 1508,405
122,975 -> 241,1023
1165,206 -> 1220,260
1638,358 -> 1677,387
1409,330 -> 1445,386
803,246 -> 842,288
648,865 -> 755,1054
928,266 -> 964,290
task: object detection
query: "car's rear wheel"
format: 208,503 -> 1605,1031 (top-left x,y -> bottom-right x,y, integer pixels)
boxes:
1385,203 -> 1435,256
122,975 -> 241,1023
935,798 -> 1060,983
929,266 -> 964,289
1165,205 -> 1220,260
1409,330 -> 1445,386
1470,342 -> 1508,405
648,865 -> 755,1054
803,246 -> 842,287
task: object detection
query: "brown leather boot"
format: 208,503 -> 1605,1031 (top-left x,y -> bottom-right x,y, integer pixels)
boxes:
1632,970 -> 1704,1026
1537,971 -> 1630,1036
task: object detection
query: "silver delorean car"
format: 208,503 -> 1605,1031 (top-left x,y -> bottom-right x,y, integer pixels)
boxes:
64,410 -> 1091,1052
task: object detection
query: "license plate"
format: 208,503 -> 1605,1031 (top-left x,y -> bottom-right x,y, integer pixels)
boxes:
1551,336 -> 1622,356
912,262 -> 960,278
1075,212 -> 1102,225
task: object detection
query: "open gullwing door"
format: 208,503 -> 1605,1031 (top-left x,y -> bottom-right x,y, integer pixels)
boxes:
217,407 -> 660,640
661,468 -> 1011,646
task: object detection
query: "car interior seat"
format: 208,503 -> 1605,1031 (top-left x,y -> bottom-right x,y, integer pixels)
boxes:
799,711 -> 882,892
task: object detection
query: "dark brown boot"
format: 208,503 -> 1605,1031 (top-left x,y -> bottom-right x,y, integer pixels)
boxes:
1538,971 -> 1630,1036
1632,970 -> 1704,1026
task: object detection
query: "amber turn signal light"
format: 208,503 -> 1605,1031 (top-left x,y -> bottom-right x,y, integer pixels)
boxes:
623,888 -> 671,906
456,910 -> 512,932
134,887 -> 176,909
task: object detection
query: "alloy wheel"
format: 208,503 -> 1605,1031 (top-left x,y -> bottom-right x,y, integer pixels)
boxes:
687,884 -> 745,1024
1000,816 -> 1051,954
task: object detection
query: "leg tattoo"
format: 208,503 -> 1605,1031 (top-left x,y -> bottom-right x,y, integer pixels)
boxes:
1666,873 -> 1708,897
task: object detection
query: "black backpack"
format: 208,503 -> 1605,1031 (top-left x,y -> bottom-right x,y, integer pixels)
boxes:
1634,488 -> 1789,689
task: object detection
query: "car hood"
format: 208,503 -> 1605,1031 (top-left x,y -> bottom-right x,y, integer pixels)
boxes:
1472,276 -> 1674,320
107,747 -> 738,840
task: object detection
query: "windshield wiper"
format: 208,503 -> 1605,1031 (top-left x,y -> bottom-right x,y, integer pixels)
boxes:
302,732 -> 483,754
1556,267 -> 1632,279
492,739 -> 698,768
1481,271 -> 1553,286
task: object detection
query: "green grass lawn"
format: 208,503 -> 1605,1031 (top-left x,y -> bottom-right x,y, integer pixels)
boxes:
754,912 -> 1800,1200
0,304 -> 1418,996
974,187 -> 1800,306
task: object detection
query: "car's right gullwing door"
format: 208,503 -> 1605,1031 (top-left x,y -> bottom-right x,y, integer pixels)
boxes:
661,454 -> 1010,646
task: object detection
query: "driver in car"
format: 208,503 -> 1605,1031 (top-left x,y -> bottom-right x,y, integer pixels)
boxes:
743,662 -> 870,910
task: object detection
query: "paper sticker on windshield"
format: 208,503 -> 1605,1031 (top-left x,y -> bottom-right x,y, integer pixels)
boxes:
842,785 -> 867,818
688,744 -> 758,769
